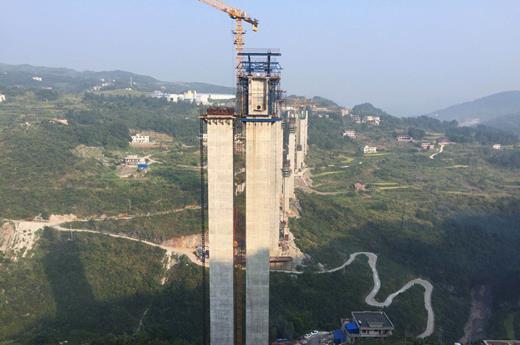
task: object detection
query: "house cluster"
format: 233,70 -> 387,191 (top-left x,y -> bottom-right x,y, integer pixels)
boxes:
32,76 -> 43,82
492,144 -> 502,150
131,133 -> 150,144
91,79 -> 115,91
350,115 -> 381,126
333,311 -> 394,344
152,90 -> 235,105
0,94 -> 5,103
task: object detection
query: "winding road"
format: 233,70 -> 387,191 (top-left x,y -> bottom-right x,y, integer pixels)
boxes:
429,144 -> 445,160
274,252 -> 435,338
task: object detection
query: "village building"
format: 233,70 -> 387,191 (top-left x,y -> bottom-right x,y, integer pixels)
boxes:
351,115 -> 362,124
0,94 -> 6,103
131,133 -> 150,144
482,340 -> 520,345
343,130 -> 357,139
437,137 -> 450,145
397,135 -> 414,142
363,145 -> 377,154
51,118 -> 69,126
340,107 -> 351,117
363,115 -> 381,126
123,155 -> 145,166
492,144 -> 502,150
421,142 -> 435,150
354,182 -> 366,191
333,311 -> 394,344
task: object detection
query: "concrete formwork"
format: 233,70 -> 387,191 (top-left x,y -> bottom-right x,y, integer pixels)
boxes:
245,121 -> 274,345
207,118 -> 234,345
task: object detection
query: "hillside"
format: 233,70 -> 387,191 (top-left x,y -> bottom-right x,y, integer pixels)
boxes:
1,91 -> 520,344
426,91 -> 520,126
0,63 -> 234,94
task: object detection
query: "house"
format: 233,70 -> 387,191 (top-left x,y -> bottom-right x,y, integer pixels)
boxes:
481,340 -> 520,345
343,311 -> 394,340
343,130 -> 357,139
397,135 -> 413,142
51,118 -> 69,126
354,182 -> 366,191
437,137 -> 450,145
363,145 -> 377,154
0,94 -> 6,103
131,134 -> 150,144
364,116 -> 381,126
421,142 -> 435,150
32,76 -> 43,82
123,155 -> 145,166
340,107 -> 351,117
351,115 -> 362,124
492,144 -> 502,150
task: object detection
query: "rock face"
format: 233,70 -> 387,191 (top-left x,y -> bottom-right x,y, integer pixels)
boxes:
0,222 -> 17,257
460,284 -> 493,344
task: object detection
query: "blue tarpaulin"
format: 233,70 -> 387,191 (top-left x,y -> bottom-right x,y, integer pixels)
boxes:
346,321 -> 359,334
333,329 -> 347,344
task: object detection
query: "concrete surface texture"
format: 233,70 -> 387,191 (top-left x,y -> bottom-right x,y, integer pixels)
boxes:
207,119 -> 235,345
271,121 -> 283,255
287,125 -> 296,199
245,122 -> 274,345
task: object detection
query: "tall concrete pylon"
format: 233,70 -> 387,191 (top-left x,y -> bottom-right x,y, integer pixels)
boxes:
206,110 -> 235,345
245,120 -> 275,345
237,50 -> 283,345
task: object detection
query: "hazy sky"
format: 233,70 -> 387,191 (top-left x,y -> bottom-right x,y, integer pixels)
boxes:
1,0 -> 520,115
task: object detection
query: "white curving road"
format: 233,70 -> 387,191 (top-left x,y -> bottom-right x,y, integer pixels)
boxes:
273,252 -> 435,338
429,144 -> 445,159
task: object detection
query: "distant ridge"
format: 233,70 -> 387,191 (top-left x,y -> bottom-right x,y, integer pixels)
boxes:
0,62 -> 234,94
426,91 -> 520,125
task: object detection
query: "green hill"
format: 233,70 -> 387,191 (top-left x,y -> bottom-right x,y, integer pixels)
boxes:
0,62 -> 234,94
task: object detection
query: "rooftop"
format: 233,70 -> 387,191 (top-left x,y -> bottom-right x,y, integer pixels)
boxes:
352,311 -> 394,330
482,341 -> 520,345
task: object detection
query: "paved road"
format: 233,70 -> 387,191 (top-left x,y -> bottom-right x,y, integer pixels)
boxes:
273,252 -> 435,339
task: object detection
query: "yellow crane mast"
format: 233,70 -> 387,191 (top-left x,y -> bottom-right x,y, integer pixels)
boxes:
198,0 -> 259,74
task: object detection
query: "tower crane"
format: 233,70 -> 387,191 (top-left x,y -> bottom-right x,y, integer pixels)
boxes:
197,0 -> 259,74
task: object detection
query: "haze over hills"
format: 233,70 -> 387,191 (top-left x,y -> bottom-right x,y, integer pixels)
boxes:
426,91 -> 520,132
0,63 -> 234,94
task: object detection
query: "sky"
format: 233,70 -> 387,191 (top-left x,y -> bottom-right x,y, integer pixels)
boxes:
1,0 -> 520,116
